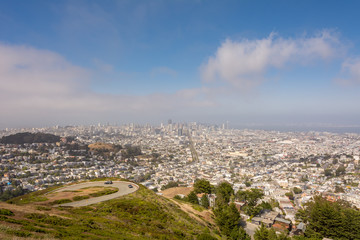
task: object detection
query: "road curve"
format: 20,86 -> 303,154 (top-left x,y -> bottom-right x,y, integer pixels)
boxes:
53,181 -> 138,207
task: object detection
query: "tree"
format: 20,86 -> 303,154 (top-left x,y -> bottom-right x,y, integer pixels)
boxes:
244,181 -> 252,187
216,181 -> 234,205
201,194 -> 209,209
236,188 -> 265,216
324,168 -> 333,177
214,203 -> 240,237
194,179 -> 212,194
285,192 -> 294,200
187,191 -> 199,204
254,224 -> 290,240
254,224 -> 269,240
230,226 -> 251,240
293,187 -> 302,194
336,165 -> 346,176
296,195 -> 360,240
236,189 -> 264,206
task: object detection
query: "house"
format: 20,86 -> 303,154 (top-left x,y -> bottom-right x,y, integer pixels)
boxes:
273,217 -> 291,231
293,222 -> 306,235
251,217 -> 273,227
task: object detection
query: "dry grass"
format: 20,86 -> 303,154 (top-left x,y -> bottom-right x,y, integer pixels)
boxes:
160,187 -> 193,198
160,187 -> 215,226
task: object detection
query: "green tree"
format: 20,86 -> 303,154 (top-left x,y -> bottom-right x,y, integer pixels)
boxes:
285,191 -> 294,200
293,187 -> 302,194
236,189 -> 264,207
201,194 -> 209,209
236,188 -> 265,216
296,195 -> 360,239
230,226 -> 251,240
187,191 -> 199,204
336,165 -> 346,176
194,179 -> 212,194
254,224 -> 269,240
216,181 -> 234,205
214,203 -> 240,237
244,181 -> 252,187
324,168 -> 332,177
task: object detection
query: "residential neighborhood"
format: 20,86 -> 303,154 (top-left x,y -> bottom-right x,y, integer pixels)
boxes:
1,122 -> 359,236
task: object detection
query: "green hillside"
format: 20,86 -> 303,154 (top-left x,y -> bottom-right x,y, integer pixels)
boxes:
0,181 -> 218,240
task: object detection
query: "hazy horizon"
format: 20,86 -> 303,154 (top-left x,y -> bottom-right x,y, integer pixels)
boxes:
1,1 -> 360,129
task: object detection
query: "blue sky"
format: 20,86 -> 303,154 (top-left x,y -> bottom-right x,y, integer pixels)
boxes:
1,0 -> 360,128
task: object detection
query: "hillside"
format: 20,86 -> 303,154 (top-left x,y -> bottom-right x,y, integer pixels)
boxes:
0,179 -> 218,240
0,132 -> 61,144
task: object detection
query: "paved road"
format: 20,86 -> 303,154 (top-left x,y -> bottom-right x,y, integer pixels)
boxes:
53,181 -> 138,207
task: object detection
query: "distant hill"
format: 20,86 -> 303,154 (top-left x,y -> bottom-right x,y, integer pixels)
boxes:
0,179 -> 217,239
0,132 -> 60,144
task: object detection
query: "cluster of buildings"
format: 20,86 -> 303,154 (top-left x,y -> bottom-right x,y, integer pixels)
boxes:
1,122 -> 359,228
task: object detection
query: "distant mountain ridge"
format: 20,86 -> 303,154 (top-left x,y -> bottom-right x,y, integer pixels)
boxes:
0,132 -> 60,144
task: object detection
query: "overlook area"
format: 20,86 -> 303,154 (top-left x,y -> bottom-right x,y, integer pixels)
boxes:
0,178 -> 216,239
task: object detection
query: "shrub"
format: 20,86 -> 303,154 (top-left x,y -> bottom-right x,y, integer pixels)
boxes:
36,206 -> 51,211
0,208 -> 14,216
89,188 -> 118,197
73,195 -> 90,201
50,198 -> 72,205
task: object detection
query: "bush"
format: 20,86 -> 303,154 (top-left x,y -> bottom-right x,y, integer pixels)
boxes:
50,198 -> 72,205
23,225 -> 48,233
174,195 -> 183,200
0,208 -> 14,216
73,195 -> 90,201
89,188 -> 118,197
36,206 -> 51,211
197,232 -> 217,240
26,213 -> 74,226
7,229 -> 32,237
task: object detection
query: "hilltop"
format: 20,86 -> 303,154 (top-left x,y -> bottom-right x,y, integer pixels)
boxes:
0,179 -> 218,240
0,132 -> 61,144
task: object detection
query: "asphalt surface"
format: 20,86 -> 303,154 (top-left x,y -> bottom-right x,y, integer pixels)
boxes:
54,181 -> 138,207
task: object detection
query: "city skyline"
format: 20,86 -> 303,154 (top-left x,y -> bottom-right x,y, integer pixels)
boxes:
1,1 -> 360,128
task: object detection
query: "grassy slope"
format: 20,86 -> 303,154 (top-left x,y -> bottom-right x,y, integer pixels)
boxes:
0,181 -> 216,240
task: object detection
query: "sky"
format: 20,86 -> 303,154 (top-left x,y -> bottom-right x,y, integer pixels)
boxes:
1,0 -> 360,129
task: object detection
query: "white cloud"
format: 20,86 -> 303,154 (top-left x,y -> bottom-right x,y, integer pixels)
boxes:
335,58 -> 360,85
0,43 -> 213,127
201,30 -> 343,89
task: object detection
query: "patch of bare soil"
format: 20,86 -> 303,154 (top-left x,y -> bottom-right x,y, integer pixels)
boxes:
160,187 -> 193,198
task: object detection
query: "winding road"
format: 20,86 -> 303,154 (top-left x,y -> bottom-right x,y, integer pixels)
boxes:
53,181 -> 138,207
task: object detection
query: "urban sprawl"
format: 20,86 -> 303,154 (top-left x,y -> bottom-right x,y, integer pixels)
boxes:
1,122 -> 359,229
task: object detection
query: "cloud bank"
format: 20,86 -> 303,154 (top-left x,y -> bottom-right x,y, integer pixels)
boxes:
201,31 -> 343,89
1,30 -> 359,128
0,43 -> 211,127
